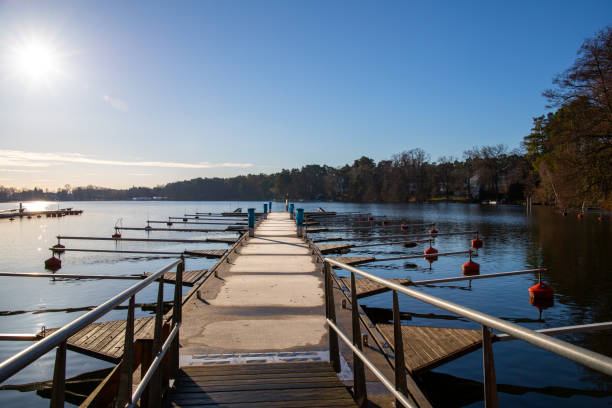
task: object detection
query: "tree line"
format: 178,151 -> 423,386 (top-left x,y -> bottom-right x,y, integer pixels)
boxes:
1,27 -> 610,209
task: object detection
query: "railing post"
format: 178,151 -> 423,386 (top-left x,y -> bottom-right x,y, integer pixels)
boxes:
170,257 -> 184,378
296,208 -> 304,237
325,263 -> 341,372
393,290 -> 409,407
350,272 -> 367,407
147,274 -> 164,408
117,295 -> 135,406
482,325 -> 499,408
247,208 -> 255,237
50,340 -> 66,408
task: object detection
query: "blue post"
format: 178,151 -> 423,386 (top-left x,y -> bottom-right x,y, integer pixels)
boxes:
289,204 -> 294,218
248,208 -> 255,237
263,203 -> 267,215
269,202 -> 272,213
296,208 -> 304,237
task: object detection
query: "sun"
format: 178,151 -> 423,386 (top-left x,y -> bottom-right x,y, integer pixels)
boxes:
7,35 -> 65,85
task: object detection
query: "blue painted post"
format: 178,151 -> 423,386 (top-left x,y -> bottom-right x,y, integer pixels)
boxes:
296,208 -> 304,237
289,204 -> 294,218
248,208 -> 255,237
268,202 -> 272,213
263,203 -> 267,218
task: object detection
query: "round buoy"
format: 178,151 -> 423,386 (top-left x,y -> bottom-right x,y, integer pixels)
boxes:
529,282 -> 554,299
401,224 -> 408,231
577,212 -> 583,219
368,216 -> 374,221
462,252 -> 480,275
52,244 -> 65,254
429,224 -> 438,235
195,215 -> 199,219
144,225 -> 153,231
167,221 -> 173,226
598,215 -> 604,222
472,232 -> 483,249
112,232 -> 121,238
424,245 -> 438,255
45,256 -> 62,271
183,218 -> 188,222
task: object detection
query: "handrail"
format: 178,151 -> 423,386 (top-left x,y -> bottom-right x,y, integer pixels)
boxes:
327,319 -> 415,408
0,259 -> 181,383
325,257 -> 612,376
128,323 -> 180,408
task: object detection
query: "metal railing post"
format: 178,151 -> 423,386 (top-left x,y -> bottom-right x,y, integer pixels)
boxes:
50,340 -> 66,408
147,275 -> 164,408
171,257 -> 184,378
393,291 -> 409,407
350,272 -> 367,407
117,295 -> 135,406
325,263 -> 341,372
482,325 -> 498,408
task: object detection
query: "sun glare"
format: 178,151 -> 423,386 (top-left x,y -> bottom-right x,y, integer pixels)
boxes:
9,36 -> 64,84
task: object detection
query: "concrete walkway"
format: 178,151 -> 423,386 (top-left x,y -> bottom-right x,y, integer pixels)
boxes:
179,212 -> 327,363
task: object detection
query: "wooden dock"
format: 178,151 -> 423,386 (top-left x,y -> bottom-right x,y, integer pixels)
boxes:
340,277 -> 412,298
317,243 -> 354,254
146,269 -> 208,286
377,324 -> 488,374
183,249 -> 227,258
167,362 -> 356,407
327,256 -> 376,266
41,317 -> 154,363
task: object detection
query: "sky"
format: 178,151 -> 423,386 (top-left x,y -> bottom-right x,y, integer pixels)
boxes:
0,1 -> 611,190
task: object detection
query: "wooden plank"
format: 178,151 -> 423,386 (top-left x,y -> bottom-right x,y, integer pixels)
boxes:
42,317 -> 154,363
183,249 -> 226,258
340,277 -> 412,298
377,324 -> 488,374
317,243 -> 354,254
327,256 -> 375,266
166,362 -> 356,407
143,270 -> 207,286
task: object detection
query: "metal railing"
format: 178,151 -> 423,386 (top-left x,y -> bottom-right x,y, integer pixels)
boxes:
0,257 -> 185,408
324,257 -> 612,408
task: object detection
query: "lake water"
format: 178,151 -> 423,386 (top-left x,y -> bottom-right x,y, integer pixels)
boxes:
0,200 -> 610,407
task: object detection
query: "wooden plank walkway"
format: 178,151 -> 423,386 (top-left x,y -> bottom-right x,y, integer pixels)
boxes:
183,249 -> 227,258
41,317 -> 154,363
327,256 -> 375,266
377,324 -> 486,374
166,362 -> 356,407
317,243 -> 354,254
340,277 -> 412,298
144,269 -> 208,286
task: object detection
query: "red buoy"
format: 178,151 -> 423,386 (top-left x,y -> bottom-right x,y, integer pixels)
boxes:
598,215 -> 604,222
167,221 -> 173,226
52,244 -> 65,254
144,225 -> 153,231
112,227 -> 121,239
429,224 -> 438,235
368,216 -> 374,221
401,224 -> 408,230
45,256 -> 62,271
462,252 -> 480,275
529,282 -> 554,300
471,232 -> 483,249
183,218 -> 188,222
424,246 -> 438,255
577,212 -> 583,219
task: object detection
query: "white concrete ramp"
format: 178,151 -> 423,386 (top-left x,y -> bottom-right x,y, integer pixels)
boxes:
180,212 -> 327,358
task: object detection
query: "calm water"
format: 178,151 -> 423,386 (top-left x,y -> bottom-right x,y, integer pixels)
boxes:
0,201 -> 610,407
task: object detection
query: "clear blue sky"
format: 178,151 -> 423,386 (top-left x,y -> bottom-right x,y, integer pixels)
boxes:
1,0 -> 610,189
